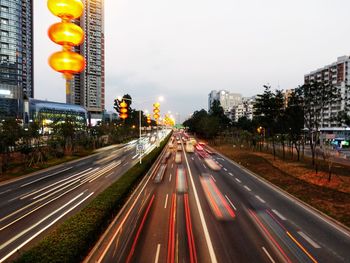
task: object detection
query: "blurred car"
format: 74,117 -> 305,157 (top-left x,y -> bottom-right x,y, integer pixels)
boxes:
177,145 -> 182,151
204,158 -> 221,171
154,164 -> 167,183
176,166 -> 188,193
185,141 -> 194,153
175,152 -> 182,163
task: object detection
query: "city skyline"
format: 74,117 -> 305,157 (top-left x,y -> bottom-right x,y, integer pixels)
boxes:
34,0 -> 350,117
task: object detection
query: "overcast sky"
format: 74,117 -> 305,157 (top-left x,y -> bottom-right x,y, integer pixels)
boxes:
35,0 -> 350,122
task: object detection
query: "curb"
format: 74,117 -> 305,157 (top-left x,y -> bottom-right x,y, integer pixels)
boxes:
208,145 -> 350,236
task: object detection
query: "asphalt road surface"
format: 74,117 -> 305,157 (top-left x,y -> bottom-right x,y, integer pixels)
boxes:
0,131 -> 169,262
87,131 -> 350,263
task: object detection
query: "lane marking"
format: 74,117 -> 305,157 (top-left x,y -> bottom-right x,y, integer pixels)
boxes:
191,157 -> 194,161
123,161 -> 129,167
182,143 -> 218,263
298,231 -> 321,249
262,246 -> 275,263
19,168 -> 92,200
210,175 -> 216,183
169,173 -> 172,182
229,172 -> 233,176
154,244 -> 161,263
244,185 -> 251,192
203,164 -> 207,169
223,168 -> 227,171
255,195 -> 266,203
272,209 -> 287,221
213,150 -> 350,238
96,160 -> 160,263
235,178 -> 241,183
0,192 -> 94,262
126,194 -> 155,263
225,195 -> 237,211
286,231 -> 318,263
164,194 -> 169,209
20,167 -> 73,187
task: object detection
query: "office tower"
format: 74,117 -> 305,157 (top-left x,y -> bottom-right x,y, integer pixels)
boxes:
0,0 -> 33,117
70,0 -> 105,119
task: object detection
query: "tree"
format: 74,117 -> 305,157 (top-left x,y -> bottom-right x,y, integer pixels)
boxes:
209,99 -> 231,129
284,90 -> 304,161
254,85 -> 285,159
0,119 -> 22,174
299,81 -> 340,166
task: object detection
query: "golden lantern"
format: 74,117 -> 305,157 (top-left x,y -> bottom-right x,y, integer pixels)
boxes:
49,51 -> 85,77
48,0 -> 85,101
47,0 -> 84,20
48,22 -> 84,46
119,101 -> 128,119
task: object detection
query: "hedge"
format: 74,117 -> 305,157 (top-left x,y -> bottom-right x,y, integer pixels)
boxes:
15,133 -> 171,263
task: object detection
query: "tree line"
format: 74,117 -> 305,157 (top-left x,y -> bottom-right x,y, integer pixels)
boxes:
0,94 -> 154,175
184,82 -> 350,179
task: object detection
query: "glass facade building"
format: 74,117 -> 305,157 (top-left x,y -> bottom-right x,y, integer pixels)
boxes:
0,0 -> 33,118
70,0 -> 105,119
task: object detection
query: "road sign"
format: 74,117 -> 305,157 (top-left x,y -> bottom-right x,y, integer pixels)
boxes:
136,143 -> 144,154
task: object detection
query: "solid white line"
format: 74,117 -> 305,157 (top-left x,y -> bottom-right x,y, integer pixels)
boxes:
182,142 -> 217,263
225,195 -> 237,211
298,231 -> 321,248
210,175 -> 216,183
272,209 -> 287,221
235,178 -> 241,183
20,167 -> 73,187
0,192 -> 93,263
244,185 -> 251,192
0,192 -> 84,250
164,194 -> 169,209
154,244 -> 161,263
169,173 -> 172,182
255,195 -> 266,203
229,172 -> 233,176
262,246 -> 275,263
223,168 -> 227,171
123,161 -> 129,167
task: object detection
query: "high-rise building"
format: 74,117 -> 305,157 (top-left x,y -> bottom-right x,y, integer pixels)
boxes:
208,90 -> 242,114
0,0 -> 33,118
304,55 -> 350,127
70,0 -> 105,119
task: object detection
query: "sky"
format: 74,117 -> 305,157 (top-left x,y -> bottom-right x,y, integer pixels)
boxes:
35,0 -> 350,122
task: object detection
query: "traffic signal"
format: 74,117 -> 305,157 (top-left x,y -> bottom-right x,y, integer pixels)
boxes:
153,102 -> 160,121
147,114 -> 151,125
119,100 -> 128,119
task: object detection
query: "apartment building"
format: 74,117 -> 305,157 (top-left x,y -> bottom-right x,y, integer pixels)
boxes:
304,55 -> 350,127
208,90 -> 242,114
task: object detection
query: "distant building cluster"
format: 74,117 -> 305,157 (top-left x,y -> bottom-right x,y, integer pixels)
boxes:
208,90 -> 255,122
0,0 -> 105,125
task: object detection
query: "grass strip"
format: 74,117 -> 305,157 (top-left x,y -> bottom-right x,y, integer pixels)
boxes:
14,133 -> 171,263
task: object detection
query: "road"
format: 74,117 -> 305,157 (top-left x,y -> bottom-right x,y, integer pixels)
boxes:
0,130 -> 170,262
88,131 -> 350,263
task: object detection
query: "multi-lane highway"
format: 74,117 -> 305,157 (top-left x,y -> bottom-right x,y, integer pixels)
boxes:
87,130 -> 350,263
0,131 -> 170,263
